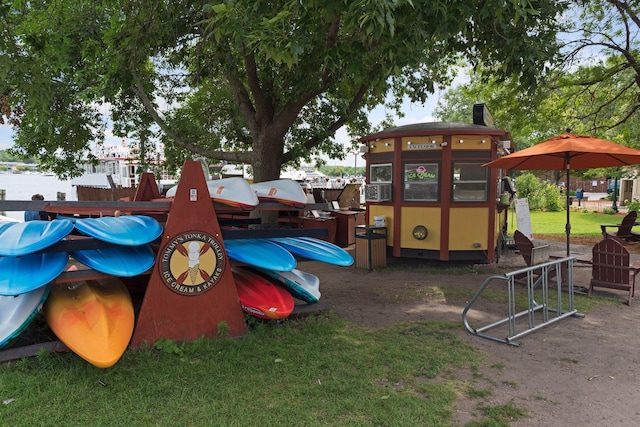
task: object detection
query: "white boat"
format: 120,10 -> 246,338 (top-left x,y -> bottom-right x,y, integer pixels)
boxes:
166,177 -> 259,209
70,141 -> 176,188
250,179 -> 308,208
304,170 -> 330,188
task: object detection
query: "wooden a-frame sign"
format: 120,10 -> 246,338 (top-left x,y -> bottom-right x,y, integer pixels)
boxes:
133,172 -> 161,201
131,161 -> 246,347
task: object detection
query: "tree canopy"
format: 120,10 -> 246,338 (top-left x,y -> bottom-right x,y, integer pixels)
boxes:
436,0 -> 640,148
1,0 -> 568,181
560,0 -> 640,137
434,0 -> 640,182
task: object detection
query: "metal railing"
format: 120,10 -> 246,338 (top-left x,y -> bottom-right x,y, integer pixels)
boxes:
462,257 -> 584,346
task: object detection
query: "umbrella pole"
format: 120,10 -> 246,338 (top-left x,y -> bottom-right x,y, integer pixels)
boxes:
566,164 -> 571,257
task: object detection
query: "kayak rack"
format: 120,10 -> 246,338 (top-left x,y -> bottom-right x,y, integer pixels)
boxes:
0,160 -> 337,358
462,257 -> 584,346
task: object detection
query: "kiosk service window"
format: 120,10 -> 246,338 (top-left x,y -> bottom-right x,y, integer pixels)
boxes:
452,163 -> 488,202
370,163 -> 392,183
403,163 -> 438,202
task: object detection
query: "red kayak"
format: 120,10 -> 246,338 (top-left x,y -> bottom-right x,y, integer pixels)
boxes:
232,268 -> 294,320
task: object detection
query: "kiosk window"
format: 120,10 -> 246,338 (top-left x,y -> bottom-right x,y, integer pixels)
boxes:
452,163 -> 487,202
370,163 -> 392,183
403,163 -> 438,201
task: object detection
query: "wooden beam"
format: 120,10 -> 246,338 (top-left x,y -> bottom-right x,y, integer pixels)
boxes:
0,341 -> 68,363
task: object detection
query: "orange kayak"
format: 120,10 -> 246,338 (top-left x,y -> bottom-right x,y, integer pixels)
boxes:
44,277 -> 135,368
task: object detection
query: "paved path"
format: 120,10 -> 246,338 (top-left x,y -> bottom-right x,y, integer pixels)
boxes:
503,237 -> 640,266
575,192 -> 623,212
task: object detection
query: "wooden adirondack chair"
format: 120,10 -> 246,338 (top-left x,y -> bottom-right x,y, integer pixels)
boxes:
513,230 -> 554,283
514,230 -> 550,267
600,210 -> 640,243
589,239 -> 640,305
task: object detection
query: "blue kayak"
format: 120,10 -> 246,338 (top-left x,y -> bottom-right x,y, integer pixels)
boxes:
224,239 -> 297,272
71,245 -> 156,277
255,267 -> 321,304
0,252 -> 69,296
74,215 -> 163,246
268,237 -> 354,266
0,219 -> 74,256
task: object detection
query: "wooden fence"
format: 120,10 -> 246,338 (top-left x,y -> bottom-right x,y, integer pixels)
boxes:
75,185 -> 138,201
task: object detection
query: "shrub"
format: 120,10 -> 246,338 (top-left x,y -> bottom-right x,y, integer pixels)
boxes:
602,207 -> 617,215
527,191 -> 546,211
625,199 -> 640,213
514,173 -> 543,199
514,173 -> 563,211
542,185 -> 563,212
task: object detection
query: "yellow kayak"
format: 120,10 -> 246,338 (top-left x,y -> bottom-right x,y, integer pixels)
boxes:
44,277 -> 134,368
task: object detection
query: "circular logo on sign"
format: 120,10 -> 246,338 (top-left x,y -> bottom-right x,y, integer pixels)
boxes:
160,232 -> 226,295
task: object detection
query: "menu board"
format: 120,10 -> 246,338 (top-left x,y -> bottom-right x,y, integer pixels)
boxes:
514,198 -> 533,240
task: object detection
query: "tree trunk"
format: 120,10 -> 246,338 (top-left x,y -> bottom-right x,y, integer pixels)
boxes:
251,131 -> 286,226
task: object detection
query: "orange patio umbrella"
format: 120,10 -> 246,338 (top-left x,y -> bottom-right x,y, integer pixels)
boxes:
484,131 -> 640,256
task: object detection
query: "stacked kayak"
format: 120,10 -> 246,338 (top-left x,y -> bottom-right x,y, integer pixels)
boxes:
223,236 -> 352,319
166,177 -> 260,210
0,219 -> 74,350
1,183 -> 356,362
0,215 -> 161,368
0,286 -> 50,349
44,272 -> 135,369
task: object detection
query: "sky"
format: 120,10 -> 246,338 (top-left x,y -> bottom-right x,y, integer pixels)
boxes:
333,96 -> 440,167
0,125 -> 15,151
0,91 -> 444,168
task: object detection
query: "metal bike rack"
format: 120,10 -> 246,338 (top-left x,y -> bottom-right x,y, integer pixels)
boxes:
462,257 -> 584,346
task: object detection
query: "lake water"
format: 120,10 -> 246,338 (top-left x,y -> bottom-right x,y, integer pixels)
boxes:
0,173 -> 77,221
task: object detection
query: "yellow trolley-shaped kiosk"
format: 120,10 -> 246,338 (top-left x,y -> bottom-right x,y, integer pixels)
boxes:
360,108 -> 512,263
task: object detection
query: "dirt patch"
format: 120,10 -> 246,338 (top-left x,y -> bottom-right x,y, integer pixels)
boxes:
301,242 -> 640,426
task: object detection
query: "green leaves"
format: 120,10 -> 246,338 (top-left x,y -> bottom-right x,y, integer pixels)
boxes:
1,0 -> 568,181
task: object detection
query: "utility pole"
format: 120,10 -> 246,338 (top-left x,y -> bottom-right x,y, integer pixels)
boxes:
354,149 -> 357,176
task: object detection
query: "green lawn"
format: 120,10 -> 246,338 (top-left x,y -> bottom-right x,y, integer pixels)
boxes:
0,316 -> 495,426
1,290 -> 614,426
507,210 -> 630,236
